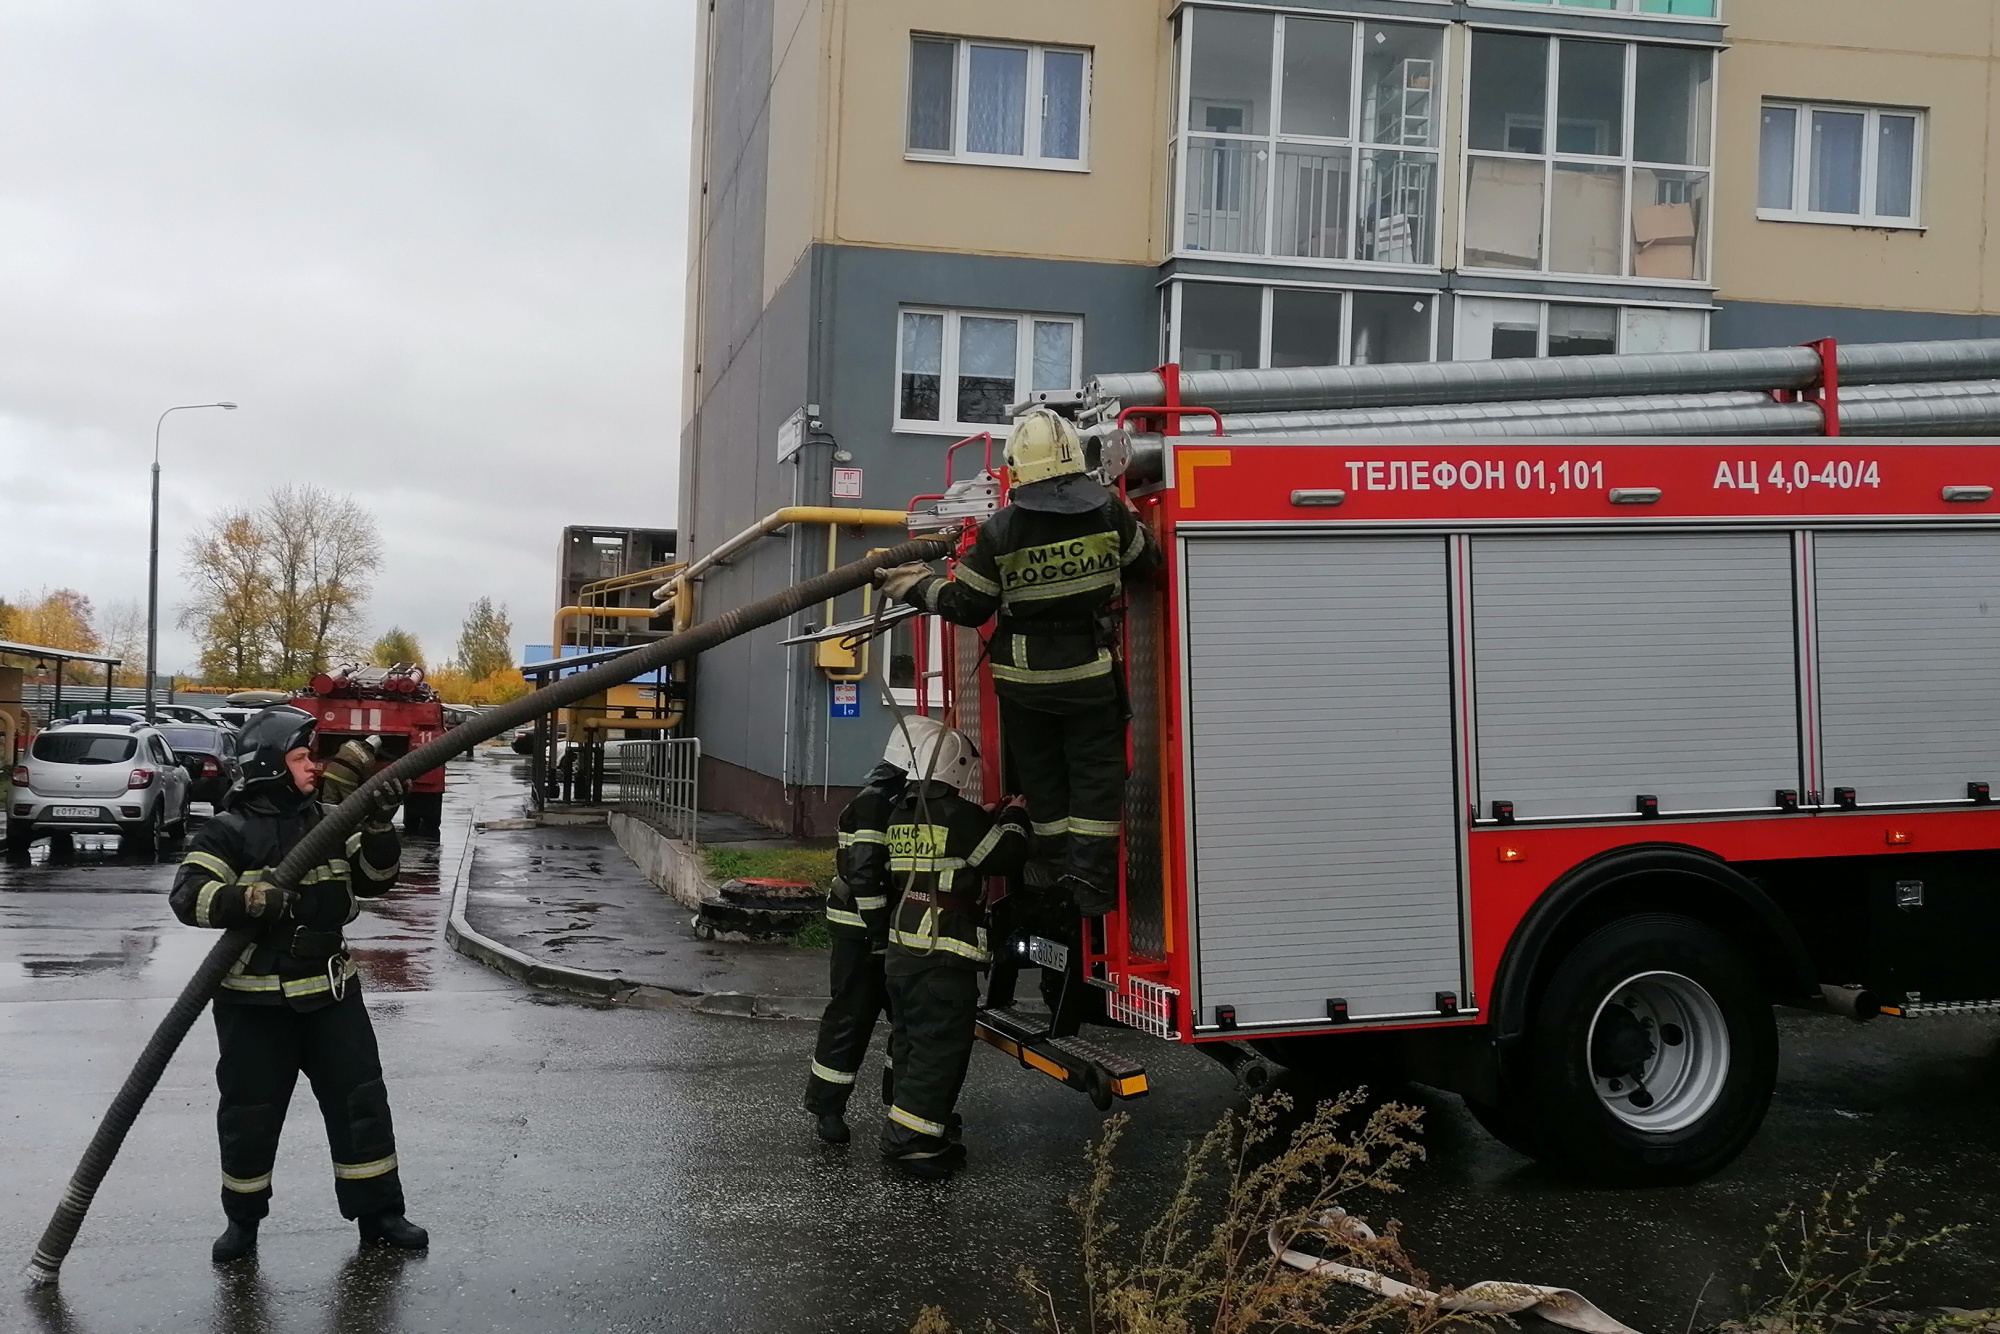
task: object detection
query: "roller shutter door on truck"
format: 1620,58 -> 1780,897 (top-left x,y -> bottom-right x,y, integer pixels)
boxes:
1182,535 -> 1461,1027
1471,533 -> 1800,818
1815,531 -> 2000,805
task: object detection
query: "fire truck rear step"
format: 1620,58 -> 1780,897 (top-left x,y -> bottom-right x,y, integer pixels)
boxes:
975,1007 -> 1149,1108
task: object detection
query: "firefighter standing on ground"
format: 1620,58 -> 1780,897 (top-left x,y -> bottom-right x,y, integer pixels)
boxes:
878,723 -> 1030,1178
879,409 -> 1159,916
802,723 -> 926,1144
169,705 -> 429,1263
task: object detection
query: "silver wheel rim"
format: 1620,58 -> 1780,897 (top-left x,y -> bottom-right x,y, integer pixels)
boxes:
1586,970 -> 1729,1133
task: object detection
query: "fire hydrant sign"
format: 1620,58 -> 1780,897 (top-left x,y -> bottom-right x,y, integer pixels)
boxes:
831,467 -> 862,499
829,682 -> 859,718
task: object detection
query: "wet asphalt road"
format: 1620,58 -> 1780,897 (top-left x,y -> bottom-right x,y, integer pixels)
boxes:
4,755 -> 2000,1333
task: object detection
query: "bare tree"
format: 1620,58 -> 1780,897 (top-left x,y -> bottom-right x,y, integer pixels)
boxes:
259,484 -> 383,681
180,511 -> 274,684
95,599 -> 148,686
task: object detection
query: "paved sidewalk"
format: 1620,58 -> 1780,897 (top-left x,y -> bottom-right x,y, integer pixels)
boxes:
458,820 -> 831,1018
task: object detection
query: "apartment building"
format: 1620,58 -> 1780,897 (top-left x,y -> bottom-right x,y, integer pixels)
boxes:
679,0 -> 2000,832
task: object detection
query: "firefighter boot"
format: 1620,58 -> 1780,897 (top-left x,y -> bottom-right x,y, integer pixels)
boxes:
815,1110 -> 852,1145
1060,873 -> 1117,919
883,1137 -> 967,1181
358,1211 -> 429,1250
211,1218 -> 258,1265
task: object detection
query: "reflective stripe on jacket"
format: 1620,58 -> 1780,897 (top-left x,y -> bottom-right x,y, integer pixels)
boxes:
169,786 -> 400,1012
915,498 -> 1158,693
883,783 -> 1030,975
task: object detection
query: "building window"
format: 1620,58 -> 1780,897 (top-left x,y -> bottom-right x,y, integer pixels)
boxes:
1455,296 -> 1707,359
896,308 -> 1081,434
1476,0 -> 1718,16
1758,101 -> 1922,227
1464,32 -> 1714,282
1173,281 -> 1436,370
906,36 -> 1090,170
1173,9 -> 1444,265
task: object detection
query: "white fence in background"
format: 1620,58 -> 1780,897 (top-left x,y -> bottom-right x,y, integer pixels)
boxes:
616,738 -> 700,842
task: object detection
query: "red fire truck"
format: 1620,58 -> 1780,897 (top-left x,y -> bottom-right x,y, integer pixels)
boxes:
916,432 -> 2000,1185
294,665 -> 448,835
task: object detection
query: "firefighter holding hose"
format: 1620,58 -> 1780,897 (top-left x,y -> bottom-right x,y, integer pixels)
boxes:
168,706 -> 429,1263
878,408 -> 1159,918
802,723 -> 920,1144
877,722 -> 1030,1177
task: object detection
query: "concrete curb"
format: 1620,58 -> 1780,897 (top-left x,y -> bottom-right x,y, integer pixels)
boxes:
444,821 -> 823,1020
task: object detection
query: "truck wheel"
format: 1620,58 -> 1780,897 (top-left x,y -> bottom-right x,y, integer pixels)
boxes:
1523,913 -> 1776,1186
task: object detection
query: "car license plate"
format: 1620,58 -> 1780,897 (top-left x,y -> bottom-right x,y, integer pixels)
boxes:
49,806 -> 98,819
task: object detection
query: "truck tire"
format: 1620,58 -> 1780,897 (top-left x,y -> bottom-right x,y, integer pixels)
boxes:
1521,912 -> 1776,1186
402,791 -> 444,837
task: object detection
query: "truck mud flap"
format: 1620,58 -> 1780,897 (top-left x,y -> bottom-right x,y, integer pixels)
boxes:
975,1006 -> 1148,1110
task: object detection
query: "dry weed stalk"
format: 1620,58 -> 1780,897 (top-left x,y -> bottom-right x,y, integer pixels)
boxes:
1724,1159 -> 1967,1334
916,1090 -> 1500,1334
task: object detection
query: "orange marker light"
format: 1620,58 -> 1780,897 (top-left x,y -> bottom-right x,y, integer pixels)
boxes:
1885,829 -> 1911,845
1498,846 -> 1527,863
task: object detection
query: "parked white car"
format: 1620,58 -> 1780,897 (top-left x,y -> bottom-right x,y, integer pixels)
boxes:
7,722 -> 193,853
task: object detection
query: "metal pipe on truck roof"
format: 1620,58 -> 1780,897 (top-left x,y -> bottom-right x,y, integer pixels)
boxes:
1117,384 -> 2000,476
1196,378 -> 2000,438
1087,338 -> 2000,416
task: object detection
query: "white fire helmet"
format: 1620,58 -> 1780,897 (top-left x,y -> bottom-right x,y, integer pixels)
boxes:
883,715 -> 978,791
1004,408 -> 1086,486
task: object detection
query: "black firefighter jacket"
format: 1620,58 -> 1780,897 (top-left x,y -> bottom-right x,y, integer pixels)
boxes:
826,761 -> 905,946
883,782 -> 1031,977
170,784 -> 400,1011
911,482 -> 1160,703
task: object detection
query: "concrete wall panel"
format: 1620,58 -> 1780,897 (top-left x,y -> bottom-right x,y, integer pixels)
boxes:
828,0 -> 1173,264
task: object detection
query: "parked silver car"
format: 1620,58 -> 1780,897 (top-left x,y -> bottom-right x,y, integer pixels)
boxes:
6,722 -> 193,853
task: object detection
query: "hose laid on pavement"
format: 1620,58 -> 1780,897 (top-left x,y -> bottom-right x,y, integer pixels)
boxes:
1270,1213 -> 1641,1334
24,535 -> 949,1288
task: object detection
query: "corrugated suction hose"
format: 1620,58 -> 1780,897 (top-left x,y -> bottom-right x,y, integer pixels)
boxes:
23,535 -> 948,1287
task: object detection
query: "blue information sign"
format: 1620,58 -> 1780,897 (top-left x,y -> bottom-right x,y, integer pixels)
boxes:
829,682 -> 860,718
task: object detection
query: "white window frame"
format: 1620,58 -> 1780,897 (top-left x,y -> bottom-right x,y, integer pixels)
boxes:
1459,32 -> 1719,286
1452,293 -> 1711,360
905,35 -> 1093,172
1468,0 -> 1722,20
893,306 -> 1084,437
1757,100 -> 1925,230
1170,7 -> 1450,270
1167,278 -> 1440,372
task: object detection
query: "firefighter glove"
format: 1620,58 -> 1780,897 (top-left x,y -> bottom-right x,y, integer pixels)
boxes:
876,562 -> 933,602
365,776 -> 407,822
244,882 -> 301,921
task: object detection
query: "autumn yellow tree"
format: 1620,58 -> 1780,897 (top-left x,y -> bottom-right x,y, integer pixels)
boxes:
179,510 -> 275,685
0,589 -> 106,683
371,628 -> 424,668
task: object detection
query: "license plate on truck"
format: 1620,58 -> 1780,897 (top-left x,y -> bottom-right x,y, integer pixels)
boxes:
49,806 -> 97,819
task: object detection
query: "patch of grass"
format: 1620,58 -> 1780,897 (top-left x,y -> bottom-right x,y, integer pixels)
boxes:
793,917 -> 833,951
914,1090 -> 1470,1334
702,844 -> 836,891
1724,1159 -> 1970,1334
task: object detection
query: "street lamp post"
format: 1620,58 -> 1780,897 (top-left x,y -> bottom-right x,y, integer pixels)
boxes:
147,402 -> 237,722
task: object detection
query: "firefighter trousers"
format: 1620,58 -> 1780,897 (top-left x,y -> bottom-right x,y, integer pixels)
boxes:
806,934 -> 893,1114
212,987 -> 404,1223
881,966 -> 979,1153
999,687 -> 1126,896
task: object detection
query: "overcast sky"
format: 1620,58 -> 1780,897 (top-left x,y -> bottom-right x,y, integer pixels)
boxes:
0,0 -> 691,674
